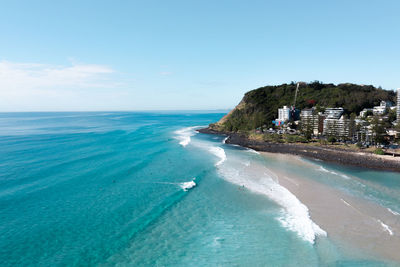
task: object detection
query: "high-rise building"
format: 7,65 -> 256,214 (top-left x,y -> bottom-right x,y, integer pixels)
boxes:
397,88 -> 400,122
325,107 -> 344,119
277,106 -> 290,122
323,115 -> 350,138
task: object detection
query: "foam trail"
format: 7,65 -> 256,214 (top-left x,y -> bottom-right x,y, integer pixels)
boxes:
209,146 -> 227,166
180,180 -> 196,191
378,220 -> 394,236
174,126 -> 202,147
387,208 -> 400,216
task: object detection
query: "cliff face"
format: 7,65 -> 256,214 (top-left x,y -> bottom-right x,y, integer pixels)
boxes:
210,82 -> 396,132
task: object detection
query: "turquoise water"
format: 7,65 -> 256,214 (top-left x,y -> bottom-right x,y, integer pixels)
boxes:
0,112 -> 399,266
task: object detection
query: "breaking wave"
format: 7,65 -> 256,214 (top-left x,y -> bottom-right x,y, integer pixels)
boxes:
174,126 -> 202,147
215,153 -> 326,244
209,146 -> 227,166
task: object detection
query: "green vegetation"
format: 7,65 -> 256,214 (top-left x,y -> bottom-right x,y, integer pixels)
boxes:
212,81 -> 395,132
247,132 -> 308,144
328,136 -> 337,144
374,148 -> 385,155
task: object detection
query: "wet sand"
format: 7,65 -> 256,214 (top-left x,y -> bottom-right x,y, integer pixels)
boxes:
260,152 -> 400,263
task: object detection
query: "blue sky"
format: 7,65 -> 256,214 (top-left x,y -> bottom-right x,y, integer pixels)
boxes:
1,0 -> 399,111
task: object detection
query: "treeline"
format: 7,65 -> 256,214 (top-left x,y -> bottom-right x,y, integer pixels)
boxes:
217,81 -> 396,132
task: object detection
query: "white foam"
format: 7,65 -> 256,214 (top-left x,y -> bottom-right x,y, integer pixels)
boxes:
387,208 -> 400,216
341,198 -> 352,207
216,158 -> 326,244
174,126 -> 201,147
222,136 -> 229,144
377,219 -> 394,236
318,166 -> 349,179
180,180 -> 196,191
209,146 -> 227,166
247,148 -> 260,154
318,166 -> 338,175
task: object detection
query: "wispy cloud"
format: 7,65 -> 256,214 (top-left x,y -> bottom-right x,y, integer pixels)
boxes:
159,71 -> 173,76
0,60 -> 116,92
0,60 -> 127,111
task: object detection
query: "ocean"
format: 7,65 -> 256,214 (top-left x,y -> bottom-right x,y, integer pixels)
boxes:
0,112 -> 399,266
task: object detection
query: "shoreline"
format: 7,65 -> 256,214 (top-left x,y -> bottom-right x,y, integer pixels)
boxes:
258,152 -> 400,263
197,128 -> 400,173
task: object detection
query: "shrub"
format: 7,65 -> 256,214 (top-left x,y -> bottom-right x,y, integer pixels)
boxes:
328,136 -> 336,144
374,148 -> 385,155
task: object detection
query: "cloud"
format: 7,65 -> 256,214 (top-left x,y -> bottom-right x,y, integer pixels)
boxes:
0,60 -> 116,93
0,60 -> 125,111
159,71 -> 173,76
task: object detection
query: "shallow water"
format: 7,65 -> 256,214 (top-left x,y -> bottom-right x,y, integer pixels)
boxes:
0,112 -> 399,266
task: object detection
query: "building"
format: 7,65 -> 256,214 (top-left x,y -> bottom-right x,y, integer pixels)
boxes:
325,108 -> 344,119
397,89 -> 400,121
300,108 -> 320,135
373,100 -> 391,116
323,115 -> 350,138
277,106 -> 290,123
359,108 -> 373,118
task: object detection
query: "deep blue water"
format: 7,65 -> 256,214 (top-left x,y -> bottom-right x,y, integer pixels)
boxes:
0,112 -> 399,266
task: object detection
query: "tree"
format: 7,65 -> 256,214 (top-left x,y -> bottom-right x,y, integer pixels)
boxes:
328,136 -> 336,144
388,109 -> 397,123
349,113 -> 357,141
371,117 -> 386,145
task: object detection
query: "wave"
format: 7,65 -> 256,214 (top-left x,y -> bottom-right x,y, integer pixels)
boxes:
215,157 -> 326,244
318,166 -> 349,179
222,136 -> 229,144
209,146 -> 227,166
247,148 -> 260,154
387,208 -> 400,216
174,126 -> 202,147
377,219 -> 394,236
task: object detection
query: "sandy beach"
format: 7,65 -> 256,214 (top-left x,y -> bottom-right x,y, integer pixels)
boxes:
260,152 -> 400,263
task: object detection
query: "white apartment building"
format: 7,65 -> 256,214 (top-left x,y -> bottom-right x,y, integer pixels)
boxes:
325,108 -> 344,119
397,88 -> 400,121
323,115 -> 350,138
373,100 -> 391,115
300,108 -> 319,135
277,106 -> 290,122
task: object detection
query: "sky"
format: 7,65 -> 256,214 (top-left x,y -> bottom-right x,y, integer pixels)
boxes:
1,0 -> 399,111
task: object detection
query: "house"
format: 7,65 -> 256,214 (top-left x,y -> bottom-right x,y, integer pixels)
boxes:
359,108 -> 373,118
373,100 -> 392,116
